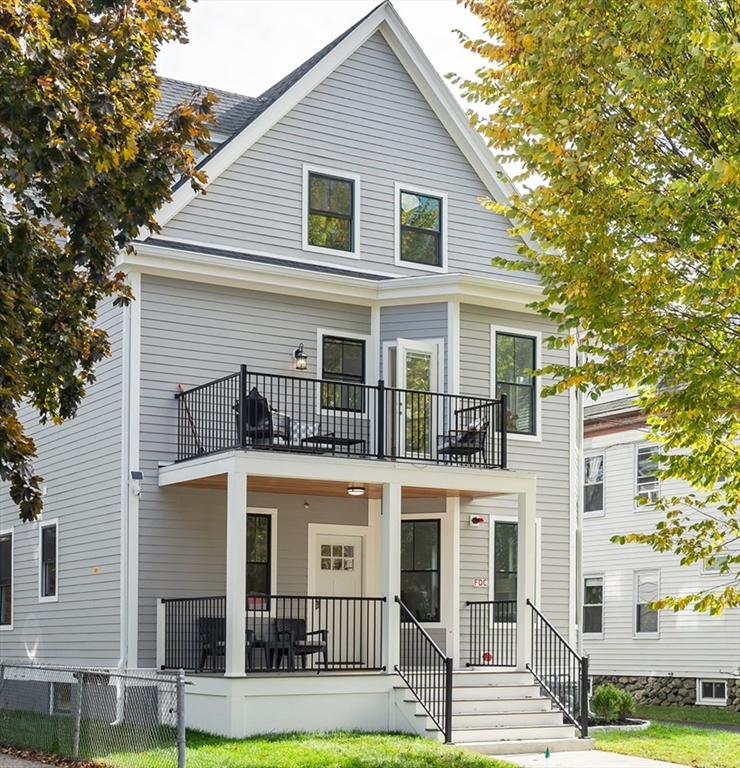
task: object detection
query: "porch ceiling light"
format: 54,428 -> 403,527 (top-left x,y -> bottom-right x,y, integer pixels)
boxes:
294,343 -> 308,370
347,485 -> 365,497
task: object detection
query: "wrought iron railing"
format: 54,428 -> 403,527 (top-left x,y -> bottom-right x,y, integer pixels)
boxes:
465,599 -> 517,667
160,594 -> 385,674
527,599 -> 589,737
175,366 -> 507,469
395,596 -> 453,744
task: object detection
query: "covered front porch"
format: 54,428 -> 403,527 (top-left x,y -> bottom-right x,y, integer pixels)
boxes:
155,450 -> 537,680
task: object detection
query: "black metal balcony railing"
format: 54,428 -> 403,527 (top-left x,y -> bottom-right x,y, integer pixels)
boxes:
160,595 -> 385,674
465,599 -> 517,667
175,366 -> 508,469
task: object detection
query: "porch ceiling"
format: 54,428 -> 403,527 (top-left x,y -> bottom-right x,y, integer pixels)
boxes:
176,474 -> 498,499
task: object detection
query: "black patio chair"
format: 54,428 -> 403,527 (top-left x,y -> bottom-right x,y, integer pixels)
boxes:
234,386 -> 291,445
275,618 -> 328,671
198,617 -> 226,672
438,418 -> 490,464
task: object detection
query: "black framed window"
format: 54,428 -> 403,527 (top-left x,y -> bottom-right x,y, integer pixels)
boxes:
401,520 -> 440,622
583,576 -> 604,634
0,533 -> 11,626
308,172 -> 354,252
41,524 -> 57,598
584,455 -> 604,514
246,515 -> 271,609
494,521 -> 517,607
399,191 -> 442,267
321,335 -> 366,411
496,332 -> 536,435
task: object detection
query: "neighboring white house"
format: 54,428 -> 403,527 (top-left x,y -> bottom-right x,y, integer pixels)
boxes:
0,1 -> 592,751
582,395 -> 740,712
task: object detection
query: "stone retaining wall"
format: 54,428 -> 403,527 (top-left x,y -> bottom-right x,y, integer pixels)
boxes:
592,675 -> 740,712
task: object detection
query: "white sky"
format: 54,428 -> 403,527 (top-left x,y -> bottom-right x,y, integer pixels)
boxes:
157,0 -> 487,104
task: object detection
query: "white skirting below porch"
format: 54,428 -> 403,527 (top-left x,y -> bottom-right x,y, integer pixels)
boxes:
184,672 -> 406,739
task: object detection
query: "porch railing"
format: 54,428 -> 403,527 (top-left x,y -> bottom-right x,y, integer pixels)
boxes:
395,596 -> 453,744
175,366 -> 507,469
527,599 -> 590,738
465,599 -> 517,667
160,594 -> 385,674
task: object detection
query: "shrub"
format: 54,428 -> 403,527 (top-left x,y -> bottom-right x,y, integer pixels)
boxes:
591,683 -> 622,723
617,688 -> 636,720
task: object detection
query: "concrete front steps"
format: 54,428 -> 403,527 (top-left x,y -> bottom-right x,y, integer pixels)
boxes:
395,669 -> 594,756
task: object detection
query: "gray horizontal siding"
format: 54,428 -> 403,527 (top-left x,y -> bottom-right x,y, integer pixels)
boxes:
161,32 -> 531,282
0,299 -> 124,665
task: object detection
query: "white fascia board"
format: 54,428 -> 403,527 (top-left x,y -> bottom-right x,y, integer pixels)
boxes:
154,6 -> 387,230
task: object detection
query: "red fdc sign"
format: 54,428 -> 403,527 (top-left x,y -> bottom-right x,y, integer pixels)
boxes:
472,577 -> 488,588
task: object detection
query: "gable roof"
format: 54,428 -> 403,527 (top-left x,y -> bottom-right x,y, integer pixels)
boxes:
154,0 -> 522,239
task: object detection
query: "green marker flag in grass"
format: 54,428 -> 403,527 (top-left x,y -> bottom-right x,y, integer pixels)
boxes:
545,747 -> 550,758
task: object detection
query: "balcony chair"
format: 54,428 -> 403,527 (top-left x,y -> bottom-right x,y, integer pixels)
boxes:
235,386 -> 291,446
199,617 -> 256,672
437,418 -> 490,464
275,618 -> 328,671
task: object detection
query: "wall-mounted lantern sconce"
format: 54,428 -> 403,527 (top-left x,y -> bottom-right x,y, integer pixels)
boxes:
294,343 -> 308,370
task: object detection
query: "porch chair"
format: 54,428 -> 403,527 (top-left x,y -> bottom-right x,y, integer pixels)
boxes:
275,618 -> 328,671
235,386 -> 291,445
437,417 -> 490,464
199,617 -> 256,671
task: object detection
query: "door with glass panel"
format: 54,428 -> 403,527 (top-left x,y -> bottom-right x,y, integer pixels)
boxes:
388,339 -> 439,459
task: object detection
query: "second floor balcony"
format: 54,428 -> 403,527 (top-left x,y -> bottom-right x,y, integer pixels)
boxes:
175,366 -> 508,470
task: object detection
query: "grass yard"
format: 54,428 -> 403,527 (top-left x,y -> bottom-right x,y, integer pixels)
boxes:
594,721 -> 740,768
176,731 -> 517,768
635,704 -> 740,727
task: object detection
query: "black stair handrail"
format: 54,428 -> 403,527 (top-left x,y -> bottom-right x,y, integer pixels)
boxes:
526,598 -> 589,737
395,596 -> 453,744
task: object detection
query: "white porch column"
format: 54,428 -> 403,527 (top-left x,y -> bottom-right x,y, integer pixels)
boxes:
444,496 -> 461,667
516,485 -> 537,671
381,482 -> 402,673
225,468 -> 247,677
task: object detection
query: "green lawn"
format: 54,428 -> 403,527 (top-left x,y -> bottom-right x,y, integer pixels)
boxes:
109,731 -> 519,768
635,704 -> 740,727
594,721 -> 740,768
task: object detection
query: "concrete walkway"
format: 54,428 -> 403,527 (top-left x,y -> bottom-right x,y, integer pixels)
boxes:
0,756 -> 46,768
495,751 -> 697,768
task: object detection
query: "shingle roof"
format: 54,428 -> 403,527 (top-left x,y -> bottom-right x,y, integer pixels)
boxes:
584,395 -> 640,421
144,238 -> 393,281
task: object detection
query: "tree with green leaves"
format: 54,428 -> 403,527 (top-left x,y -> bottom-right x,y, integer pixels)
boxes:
1,0 -> 215,522
458,0 -> 740,612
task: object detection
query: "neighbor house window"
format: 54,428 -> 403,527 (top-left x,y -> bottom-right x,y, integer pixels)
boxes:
634,570 -> 659,635
401,520 -> 440,622
0,533 -> 11,627
321,335 -> 366,412
495,332 -> 537,435
583,576 -> 604,635
40,522 -> 58,599
701,555 -> 729,575
584,455 -> 605,514
636,445 -> 660,505
398,190 -> 443,268
246,514 -> 271,608
307,171 -> 355,252
51,682 -> 72,715
697,680 -> 727,706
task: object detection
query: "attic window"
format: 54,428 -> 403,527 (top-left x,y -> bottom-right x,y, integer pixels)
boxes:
394,184 -> 447,272
306,171 -> 356,254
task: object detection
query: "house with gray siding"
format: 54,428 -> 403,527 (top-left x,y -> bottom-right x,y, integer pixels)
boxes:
0,2 -> 592,752
582,396 -> 740,712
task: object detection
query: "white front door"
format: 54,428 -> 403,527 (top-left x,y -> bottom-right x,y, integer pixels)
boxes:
396,339 -> 440,458
314,533 -> 364,666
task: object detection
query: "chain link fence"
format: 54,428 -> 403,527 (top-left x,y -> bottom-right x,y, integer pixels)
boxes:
0,661 -> 185,767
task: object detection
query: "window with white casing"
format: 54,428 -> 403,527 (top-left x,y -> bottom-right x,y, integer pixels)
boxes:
303,166 -> 360,258
40,521 -> 58,600
634,570 -> 660,635
636,445 -> 660,506
701,554 -> 729,575
583,576 -> 604,635
584,455 -> 605,514
0,532 -> 12,628
697,679 -> 727,706
494,331 -> 538,436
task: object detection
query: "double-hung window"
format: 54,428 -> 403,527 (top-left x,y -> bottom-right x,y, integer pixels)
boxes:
584,455 -> 605,514
583,576 -> 604,635
0,532 -> 11,627
246,514 -> 271,609
401,520 -> 440,622
634,570 -> 659,635
306,171 -> 356,254
397,189 -> 444,269
636,445 -> 660,505
321,335 -> 366,412
495,331 -> 537,436
40,522 -> 58,600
